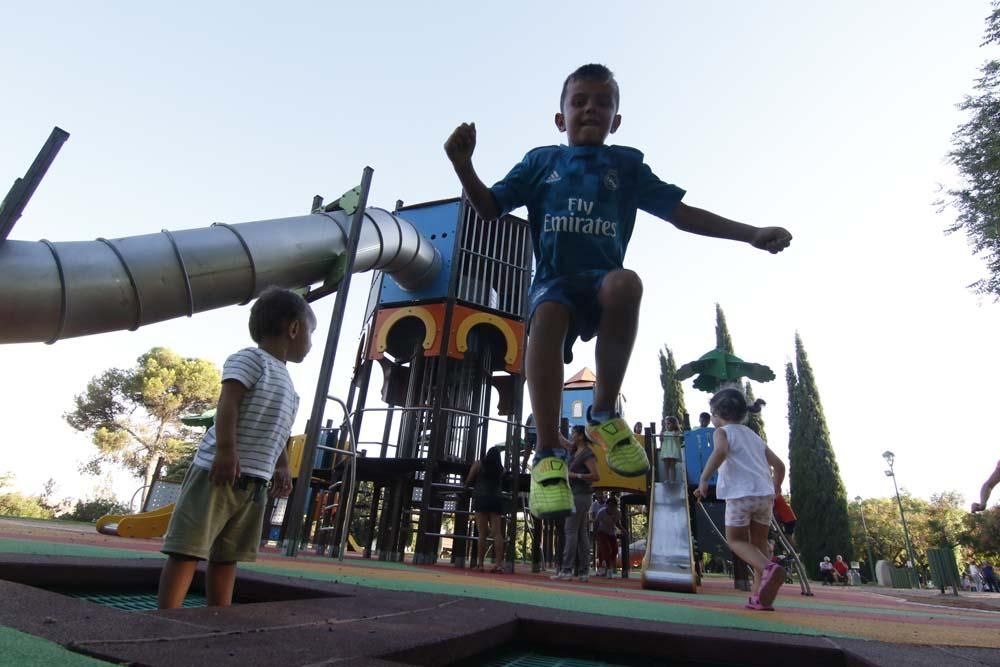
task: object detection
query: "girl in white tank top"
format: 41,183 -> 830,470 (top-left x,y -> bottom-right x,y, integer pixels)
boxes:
693,388 -> 788,611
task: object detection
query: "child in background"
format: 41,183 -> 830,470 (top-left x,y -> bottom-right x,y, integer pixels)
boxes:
158,288 -> 314,608
772,494 -> 798,549
444,63 -> 792,520
594,497 -> 623,577
660,415 -> 683,483
694,389 -> 786,611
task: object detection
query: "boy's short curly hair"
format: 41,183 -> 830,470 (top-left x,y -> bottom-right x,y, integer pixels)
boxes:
560,64 -> 620,111
248,287 -> 315,343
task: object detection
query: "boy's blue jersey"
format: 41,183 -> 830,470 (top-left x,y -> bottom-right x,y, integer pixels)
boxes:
489,144 -> 685,283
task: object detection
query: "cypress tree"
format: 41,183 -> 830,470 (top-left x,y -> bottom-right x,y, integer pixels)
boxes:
787,334 -> 853,577
714,305 -> 767,438
715,303 -> 735,354
744,381 -> 767,441
658,345 -> 689,429
785,361 -> 799,474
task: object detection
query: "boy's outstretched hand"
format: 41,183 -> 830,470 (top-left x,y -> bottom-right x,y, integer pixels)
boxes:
751,227 -> 793,254
444,122 -> 476,166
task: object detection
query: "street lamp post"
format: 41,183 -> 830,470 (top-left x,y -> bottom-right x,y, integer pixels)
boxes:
854,495 -> 876,583
882,450 -> 919,587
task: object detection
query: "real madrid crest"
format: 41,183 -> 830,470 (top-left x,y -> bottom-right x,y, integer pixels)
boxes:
603,169 -> 619,191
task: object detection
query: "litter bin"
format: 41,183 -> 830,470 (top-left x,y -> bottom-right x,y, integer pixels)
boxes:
889,567 -> 919,589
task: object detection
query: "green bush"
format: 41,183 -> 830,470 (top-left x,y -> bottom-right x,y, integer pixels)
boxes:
60,497 -> 130,523
0,492 -> 55,519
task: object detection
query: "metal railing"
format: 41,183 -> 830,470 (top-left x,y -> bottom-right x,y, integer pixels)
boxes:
320,402 -> 525,564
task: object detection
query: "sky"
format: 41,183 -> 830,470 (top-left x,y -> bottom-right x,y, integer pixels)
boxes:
1,1 -> 998,511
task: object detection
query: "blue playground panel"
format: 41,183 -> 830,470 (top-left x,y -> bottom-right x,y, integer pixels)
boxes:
379,199 -> 460,306
561,386 -> 626,431
684,427 -> 717,486
562,387 -> 591,430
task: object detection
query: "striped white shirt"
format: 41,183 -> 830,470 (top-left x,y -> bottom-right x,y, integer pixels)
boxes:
193,347 -> 300,480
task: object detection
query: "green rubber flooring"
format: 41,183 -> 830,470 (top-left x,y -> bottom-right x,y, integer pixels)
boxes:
0,626 -> 113,666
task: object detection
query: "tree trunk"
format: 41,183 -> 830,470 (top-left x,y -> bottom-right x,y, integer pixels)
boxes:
141,457 -> 164,512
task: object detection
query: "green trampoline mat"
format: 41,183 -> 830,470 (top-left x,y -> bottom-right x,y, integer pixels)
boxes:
61,590 -> 207,611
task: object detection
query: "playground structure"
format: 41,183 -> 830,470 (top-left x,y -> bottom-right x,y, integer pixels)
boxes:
0,128 -> 805,596
96,503 -> 174,539
281,194 -> 533,568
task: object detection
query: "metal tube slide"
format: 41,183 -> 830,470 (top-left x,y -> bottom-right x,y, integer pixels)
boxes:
640,479 -> 699,593
0,207 -> 441,344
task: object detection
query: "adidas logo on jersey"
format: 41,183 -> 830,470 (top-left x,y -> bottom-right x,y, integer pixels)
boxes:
545,170 -> 561,183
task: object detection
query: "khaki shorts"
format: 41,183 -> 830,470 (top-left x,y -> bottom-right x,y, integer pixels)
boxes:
161,465 -> 268,562
724,495 -> 774,528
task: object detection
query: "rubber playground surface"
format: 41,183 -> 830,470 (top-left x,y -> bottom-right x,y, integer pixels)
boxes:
2,517 -> 999,652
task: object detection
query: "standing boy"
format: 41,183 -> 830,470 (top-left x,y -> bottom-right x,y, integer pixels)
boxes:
158,288 -> 315,608
445,64 -> 792,519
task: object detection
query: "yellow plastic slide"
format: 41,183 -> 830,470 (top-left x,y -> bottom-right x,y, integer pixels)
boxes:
96,504 -> 175,539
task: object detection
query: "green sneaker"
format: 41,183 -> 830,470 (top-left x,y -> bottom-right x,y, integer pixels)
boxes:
529,455 -> 573,519
587,414 -> 650,477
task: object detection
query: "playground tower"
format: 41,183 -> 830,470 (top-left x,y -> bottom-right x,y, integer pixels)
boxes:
313,198 -> 532,566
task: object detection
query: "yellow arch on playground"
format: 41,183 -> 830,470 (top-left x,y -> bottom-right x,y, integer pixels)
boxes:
374,307 -> 437,354
455,313 -> 517,366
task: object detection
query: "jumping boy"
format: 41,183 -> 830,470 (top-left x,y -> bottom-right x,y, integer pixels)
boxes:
158,287 -> 315,608
445,64 -> 792,519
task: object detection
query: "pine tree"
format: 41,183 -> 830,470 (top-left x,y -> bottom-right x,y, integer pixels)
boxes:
658,345 -> 689,429
744,381 -> 767,441
787,334 -> 853,577
944,2 -> 1000,299
715,303 -> 735,354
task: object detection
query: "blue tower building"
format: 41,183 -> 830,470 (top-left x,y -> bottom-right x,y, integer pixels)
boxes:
318,197 -> 533,567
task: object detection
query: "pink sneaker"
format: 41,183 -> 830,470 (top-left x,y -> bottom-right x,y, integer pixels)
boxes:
745,595 -> 774,611
757,562 -> 786,608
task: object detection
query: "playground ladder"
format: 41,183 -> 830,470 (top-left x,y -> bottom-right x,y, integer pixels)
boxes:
418,407 -> 523,570
311,395 -> 361,561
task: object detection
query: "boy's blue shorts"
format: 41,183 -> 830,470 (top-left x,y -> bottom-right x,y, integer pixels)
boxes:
527,269 -> 609,363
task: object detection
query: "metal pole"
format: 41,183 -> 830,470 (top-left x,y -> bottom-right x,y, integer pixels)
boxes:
889,470 -> 919,583
857,503 -> 876,583
284,167 -> 374,557
1,127 -> 70,242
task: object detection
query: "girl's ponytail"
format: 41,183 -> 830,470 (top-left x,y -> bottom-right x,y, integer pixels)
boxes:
709,389 -> 766,422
